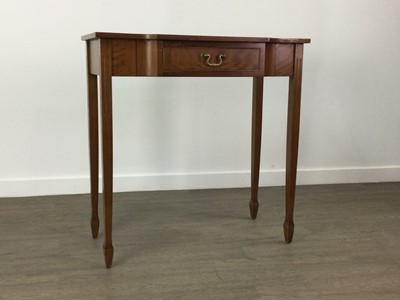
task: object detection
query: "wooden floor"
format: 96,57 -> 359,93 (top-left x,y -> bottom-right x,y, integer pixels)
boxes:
0,183 -> 399,299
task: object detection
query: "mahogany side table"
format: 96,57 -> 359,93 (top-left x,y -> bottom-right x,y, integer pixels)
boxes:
82,32 -> 310,268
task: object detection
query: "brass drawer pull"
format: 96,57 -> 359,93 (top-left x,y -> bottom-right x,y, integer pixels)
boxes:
201,53 -> 226,67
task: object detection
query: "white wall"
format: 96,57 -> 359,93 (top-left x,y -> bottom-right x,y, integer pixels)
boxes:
1,0 -> 399,197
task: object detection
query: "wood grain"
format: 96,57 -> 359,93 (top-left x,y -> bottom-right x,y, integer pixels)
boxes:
136,40 -> 162,76
86,41 -> 99,238
82,32 -> 311,44
82,32 -> 311,267
112,39 -> 136,76
265,44 -> 295,76
284,44 -> 304,243
249,77 -> 264,219
162,42 -> 264,76
99,38 -> 114,268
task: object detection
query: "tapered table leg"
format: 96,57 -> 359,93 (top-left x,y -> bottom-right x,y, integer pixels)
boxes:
100,39 -> 114,268
86,42 -> 99,238
284,44 -> 304,243
249,77 -> 264,219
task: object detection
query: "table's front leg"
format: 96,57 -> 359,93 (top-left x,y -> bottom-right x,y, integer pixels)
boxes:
99,39 -> 114,268
284,44 -> 304,243
86,42 -> 99,238
249,77 -> 264,219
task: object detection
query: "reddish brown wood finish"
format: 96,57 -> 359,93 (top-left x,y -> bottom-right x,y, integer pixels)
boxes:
86,42 -> 99,238
284,44 -> 304,243
265,44 -> 294,76
250,77 -> 264,219
136,40 -> 162,76
112,39 -> 137,76
99,39 -> 114,268
82,32 -> 310,44
83,32 -> 310,268
162,42 -> 264,77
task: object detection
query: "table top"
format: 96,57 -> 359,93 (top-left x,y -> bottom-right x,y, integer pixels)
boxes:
81,32 -> 311,44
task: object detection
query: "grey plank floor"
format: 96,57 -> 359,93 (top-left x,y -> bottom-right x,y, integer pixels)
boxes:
0,183 -> 399,299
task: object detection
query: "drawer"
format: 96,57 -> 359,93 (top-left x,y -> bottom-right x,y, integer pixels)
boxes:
162,41 -> 265,76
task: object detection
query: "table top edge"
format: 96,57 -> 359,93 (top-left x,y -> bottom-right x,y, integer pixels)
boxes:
81,32 -> 311,44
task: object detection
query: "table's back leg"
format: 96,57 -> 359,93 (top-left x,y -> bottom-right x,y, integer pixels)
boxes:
99,39 -> 114,268
284,44 -> 304,243
86,42 -> 100,238
249,77 -> 264,219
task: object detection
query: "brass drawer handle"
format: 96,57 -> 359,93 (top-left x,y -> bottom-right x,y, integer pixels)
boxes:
201,53 -> 226,67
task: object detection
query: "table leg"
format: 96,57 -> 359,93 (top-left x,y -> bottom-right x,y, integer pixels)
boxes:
284,44 -> 304,243
86,42 -> 99,238
100,39 -> 114,268
249,77 -> 264,219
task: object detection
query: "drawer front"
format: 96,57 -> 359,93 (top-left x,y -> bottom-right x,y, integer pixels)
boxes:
162,42 -> 265,76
